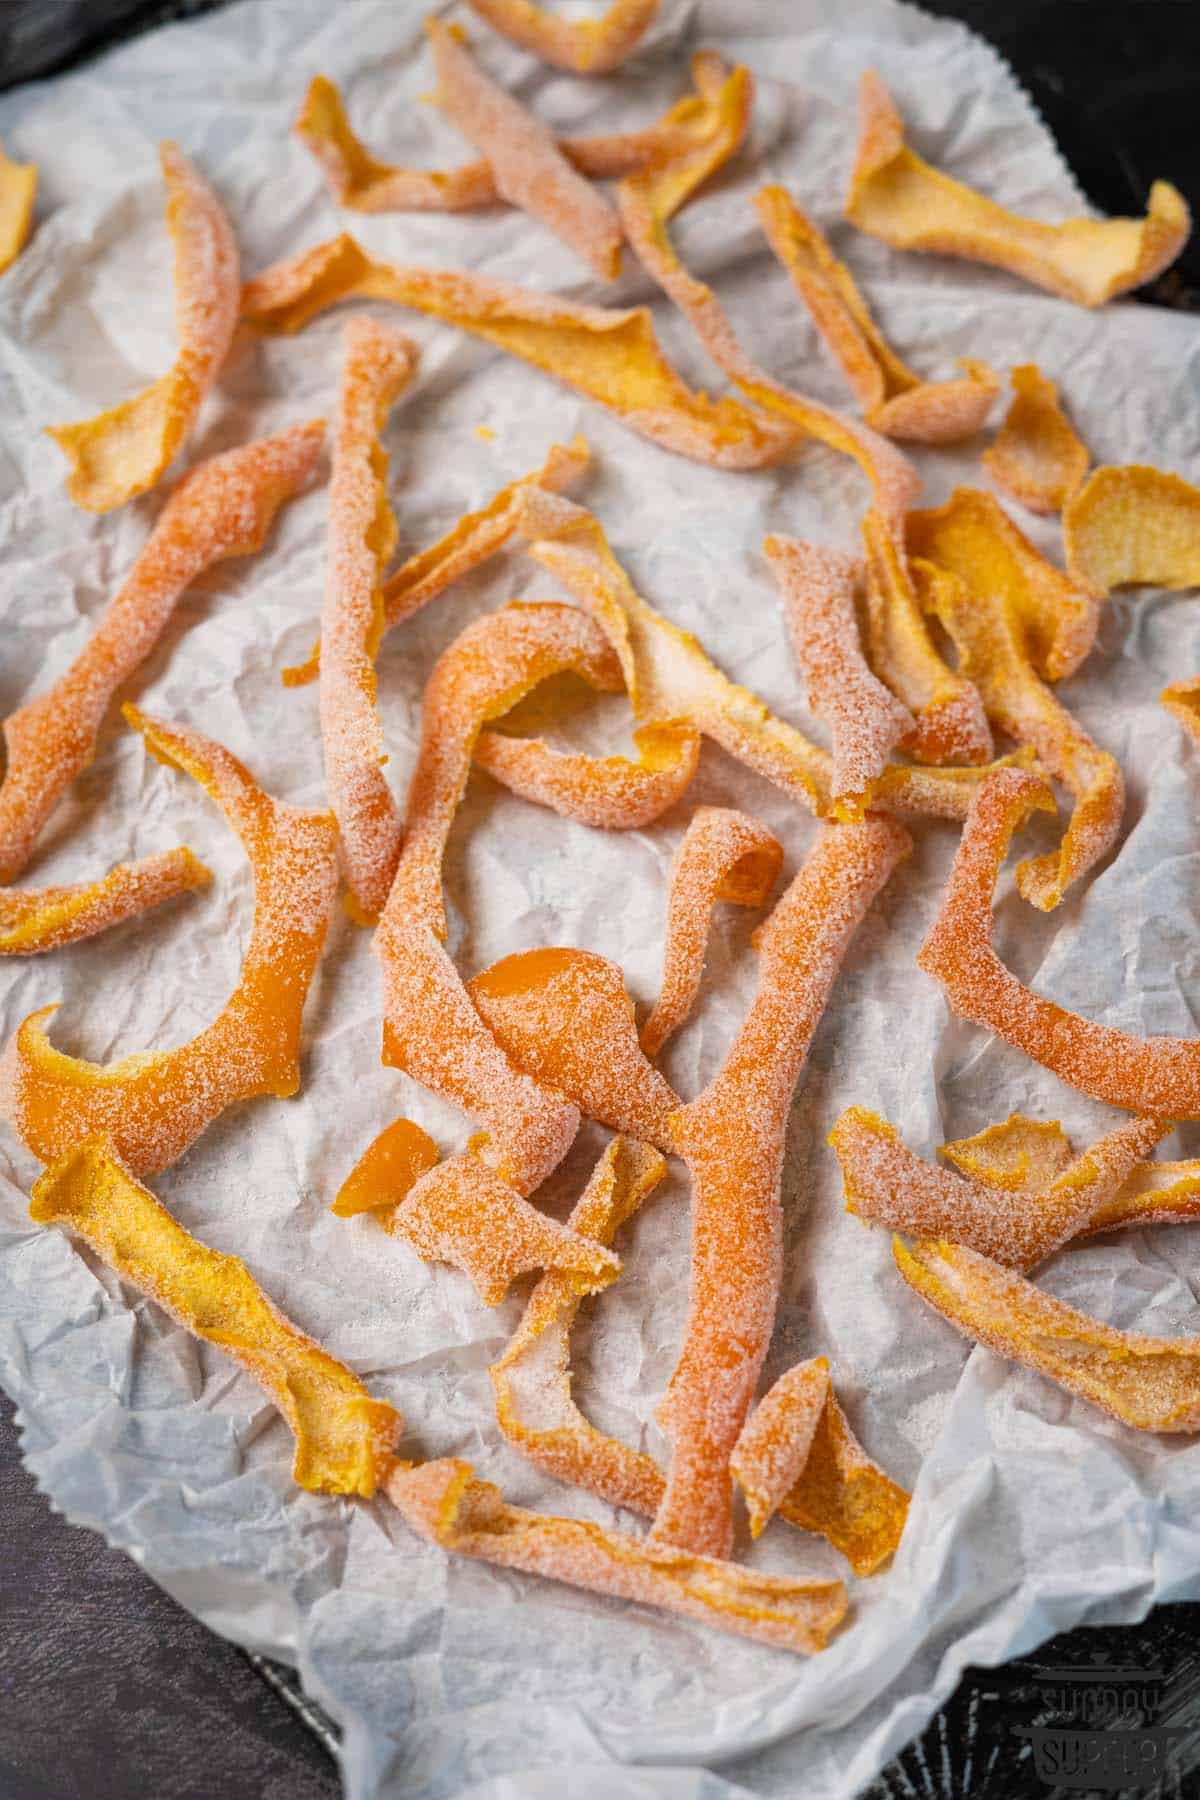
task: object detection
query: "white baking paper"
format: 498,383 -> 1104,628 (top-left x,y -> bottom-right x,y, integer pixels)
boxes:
2,2 -> 1200,1795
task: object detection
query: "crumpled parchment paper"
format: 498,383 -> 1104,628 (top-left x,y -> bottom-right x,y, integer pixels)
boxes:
2,2 -> 1200,1795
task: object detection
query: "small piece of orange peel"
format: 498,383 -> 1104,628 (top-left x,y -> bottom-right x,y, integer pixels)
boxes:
0,137 -> 36,276
1064,464 -> 1200,595
0,848 -> 210,956
462,0 -> 660,75
983,364 -> 1089,515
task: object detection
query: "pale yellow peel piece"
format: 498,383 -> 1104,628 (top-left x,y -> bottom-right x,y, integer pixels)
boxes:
463,0 -> 659,74
0,138 -> 36,276
48,143 -> 240,512
1163,678 -> 1200,746
31,1141 -> 399,1495
474,718 -> 699,830
387,1457 -> 847,1655
983,364 -> 1089,515
941,1112 -> 1074,1193
1065,464 -> 1200,595
0,848 -> 210,955
846,71 -> 1190,308
241,234 -> 797,470
896,1235 -> 1200,1432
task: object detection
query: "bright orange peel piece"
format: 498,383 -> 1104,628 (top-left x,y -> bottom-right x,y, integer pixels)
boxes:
47,143 -> 240,512
320,318 -> 419,922
32,1141 -> 399,1495
1164,676 -> 1200,746
846,72 -> 1190,308
896,1236 -> 1200,1432
0,419 -> 324,886
765,534 -> 913,816
0,847 -> 209,956
653,816 -> 911,1558
918,767 -> 1200,1117
241,234 -> 797,470
755,184 -> 997,445
1064,464 -> 1200,595
387,1455 -> 847,1654
474,718 -> 699,830
0,137 -> 36,275
463,0 -> 659,74
1,708 -> 339,1176
490,1134 -> 668,1513
640,806 -> 782,1059
332,1115 -> 441,1217
983,364 -> 1089,515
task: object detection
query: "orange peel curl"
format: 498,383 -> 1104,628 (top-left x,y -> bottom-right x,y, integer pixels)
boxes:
1064,464 -> 1200,596
463,0 -> 659,74
0,847 -> 210,956
639,805 -> 783,1060
32,1141 -> 399,1495
0,137 -> 36,276
754,185 -> 998,444
241,234 -> 797,470
333,1115 -> 441,1217
895,1236 -> 1200,1433
0,418 -> 325,886
765,534 -> 913,816
320,317 -> 419,922
918,767 -> 1200,1117
490,1134 -> 669,1512
387,1456 -> 847,1654
652,815 -> 911,1558
1,708 -> 339,1176
846,72 -> 1190,308
982,364 -> 1089,515
474,718 -> 699,829
47,143 -> 240,512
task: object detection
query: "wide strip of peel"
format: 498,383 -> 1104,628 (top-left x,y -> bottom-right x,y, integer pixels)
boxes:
983,364 -> 1089,515
463,0 -> 660,74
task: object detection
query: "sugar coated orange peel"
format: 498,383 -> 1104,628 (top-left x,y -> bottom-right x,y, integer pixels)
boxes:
919,767 -> 1200,1116
832,1106 -> 1168,1272
0,137 -> 36,276
491,1134 -> 669,1512
860,507 -> 992,767
912,552 -> 1121,909
32,1141 -> 399,1495
983,365 -> 1089,515
640,806 -> 782,1060
474,718 -> 700,830
428,19 -> 622,281
908,484 -> 1101,683
1165,676 -> 1200,746
765,534 -> 913,816
846,72 -> 1190,308
285,435 -> 590,687
468,947 -> 680,1146
1,708 -> 339,1176
754,185 -> 997,445
653,815 -> 911,1558
384,1151 -> 620,1305
517,489 -> 1001,823
895,1236 -> 1200,1432
1064,464 -> 1200,596
48,143 -> 240,512
0,847 -> 210,956
732,1357 -> 909,1574
333,1115 -> 441,1217
241,234 -> 797,470
463,0 -> 659,74
0,418 -> 325,887
320,318 -> 419,922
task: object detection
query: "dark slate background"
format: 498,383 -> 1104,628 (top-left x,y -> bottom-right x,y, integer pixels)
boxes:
2,3 -> 1200,1797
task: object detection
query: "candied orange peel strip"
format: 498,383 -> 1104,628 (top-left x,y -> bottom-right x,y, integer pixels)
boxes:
387,1457 -> 847,1654
918,767 -> 1200,1116
463,0 -> 659,74
320,318 -> 419,922
754,185 -> 998,445
48,143 -> 240,512
469,947 -> 680,1146
895,1236 -> 1200,1432
0,419 -> 324,886
428,18 -> 622,281
0,137 -> 36,276
640,806 -> 782,1060
832,1106 -> 1168,1272
241,234 -> 797,470
653,816 -> 911,1558
846,71 -> 1190,308
333,1115 -> 441,1217
983,364 -> 1089,516
911,553 -> 1121,909
32,1141 -> 399,1495
0,847 -> 210,956
385,1151 -> 620,1305
765,534 -> 913,817
1,708 -> 339,1176
732,1358 -> 909,1574
474,717 -> 699,829
491,1134 -> 669,1512
1164,676 -> 1200,746
1064,464 -> 1200,596
907,484 -> 1101,683
860,507 -> 992,767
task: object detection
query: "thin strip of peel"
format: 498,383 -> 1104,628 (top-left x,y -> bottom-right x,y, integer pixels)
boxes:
462,0 -> 660,75
0,848 -> 210,955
